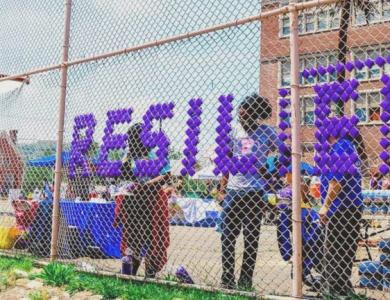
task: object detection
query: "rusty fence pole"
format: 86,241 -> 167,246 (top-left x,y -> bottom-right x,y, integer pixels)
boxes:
289,1 -> 303,297
50,0 -> 72,262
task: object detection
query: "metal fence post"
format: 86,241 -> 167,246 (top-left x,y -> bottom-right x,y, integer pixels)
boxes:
50,0 -> 72,262
289,1 -> 303,297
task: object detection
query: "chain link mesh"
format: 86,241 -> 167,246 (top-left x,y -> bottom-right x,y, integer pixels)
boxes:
0,0 -> 389,299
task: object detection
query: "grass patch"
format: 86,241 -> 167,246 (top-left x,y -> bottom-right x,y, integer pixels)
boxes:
0,257 -> 252,300
65,272 -> 252,300
27,290 -> 50,300
0,256 -> 33,272
37,263 -> 75,287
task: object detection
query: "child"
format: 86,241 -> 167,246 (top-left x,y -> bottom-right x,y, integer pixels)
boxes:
114,123 -> 171,278
276,168 -> 323,291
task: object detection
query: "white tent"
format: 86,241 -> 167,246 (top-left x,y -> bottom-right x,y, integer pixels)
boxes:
192,165 -> 221,180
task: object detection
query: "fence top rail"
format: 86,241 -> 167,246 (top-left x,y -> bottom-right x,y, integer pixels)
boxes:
0,0 -> 338,83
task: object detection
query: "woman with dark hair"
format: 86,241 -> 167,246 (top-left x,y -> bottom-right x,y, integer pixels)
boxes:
217,93 -> 281,289
349,132 -> 369,177
114,123 -> 171,278
319,133 -> 363,297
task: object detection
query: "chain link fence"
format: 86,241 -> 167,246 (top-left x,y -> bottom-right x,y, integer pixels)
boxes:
0,0 -> 389,298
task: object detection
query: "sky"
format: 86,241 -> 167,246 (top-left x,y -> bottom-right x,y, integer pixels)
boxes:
0,0 -> 261,162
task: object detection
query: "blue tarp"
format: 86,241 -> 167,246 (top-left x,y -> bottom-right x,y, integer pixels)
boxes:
27,152 -> 99,168
267,156 -> 314,175
27,152 -> 71,167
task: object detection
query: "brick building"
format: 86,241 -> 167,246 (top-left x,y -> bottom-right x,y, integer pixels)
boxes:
0,130 -> 23,195
260,0 -> 390,164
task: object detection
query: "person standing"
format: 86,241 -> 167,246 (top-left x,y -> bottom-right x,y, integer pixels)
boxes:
217,94 -> 281,289
318,135 -> 363,297
115,123 -> 171,278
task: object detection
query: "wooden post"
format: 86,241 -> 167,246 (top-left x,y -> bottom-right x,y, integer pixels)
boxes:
50,0 -> 72,261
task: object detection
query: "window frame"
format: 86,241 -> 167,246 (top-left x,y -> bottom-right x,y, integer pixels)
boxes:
350,89 -> 383,125
353,0 -> 390,27
279,1 -> 390,38
352,45 -> 390,82
279,52 -> 338,88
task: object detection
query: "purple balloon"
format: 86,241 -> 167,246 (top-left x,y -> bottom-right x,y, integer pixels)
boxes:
380,138 -> 390,149
380,164 -> 390,175
336,63 -> 345,73
318,66 -> 327,76
301,69 -> 310,79
310,68 -> 318,77
279,98 -> 289,108
279,111 -> 289,119
381,112 -> 390,123
69,113 -> 97,178
345,61 -> 355,72
365,58 -> 375,68
380,151 -> 390,162
327,65 -> 336,74
355,60 -> 365,70
350,79 -> 359,89
279,89 -> 289,97
381,125 -> 390,136
279,121 -> 289,131
382,74 -> 390,85
375,56 -> 386,67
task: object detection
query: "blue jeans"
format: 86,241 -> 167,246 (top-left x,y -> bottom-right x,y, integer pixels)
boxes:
220,189 -> 265,287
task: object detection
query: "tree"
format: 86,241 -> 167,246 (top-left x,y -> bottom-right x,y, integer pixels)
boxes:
336,0 -> 374,116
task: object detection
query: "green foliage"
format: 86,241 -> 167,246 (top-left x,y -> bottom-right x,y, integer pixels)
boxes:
21,167 -> 53,195
38,263 -> 75,287
0,256 -> 33,272
66,272 -> 252,300
27,291 -> 45,300
163,274 -> 178,282
89,277 -> 124,299
0,257 -> 253,300
169,149 -> 182,160
182,177 -> 209,197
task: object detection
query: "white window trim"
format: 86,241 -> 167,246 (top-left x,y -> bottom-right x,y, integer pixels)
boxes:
278,51 -> 337,88
278,5 -> 340,38
276,94 -> 315,126
278,59 -> 291,88
350,89 -> 383,125
351,45 -> 390,82
301,94 -> 316,126
352,0 -> 390,27
279,1 -> 390,38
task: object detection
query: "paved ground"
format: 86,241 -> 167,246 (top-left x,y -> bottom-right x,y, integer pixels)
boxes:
0,199 -> 389,298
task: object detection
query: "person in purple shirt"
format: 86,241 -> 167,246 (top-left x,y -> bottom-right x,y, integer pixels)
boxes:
217,94 -> 281,289
319,136 -> 363,297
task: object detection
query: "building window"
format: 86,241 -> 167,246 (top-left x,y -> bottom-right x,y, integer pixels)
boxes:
317,11 -> 327,30
277,95 -> 314,126
302,97 -> 315,125
329,8 -> 340,28
280,53 -> 338,87
354,0 -> 390,25
281,16 -> 290,36
384,0 -> 390,18
300,53 -> 337,86
281,60 -> 291,87
353,91 -> 382,123
352,46 -> 390,81
279,7 -> 340,37
305,13 -> 315,32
